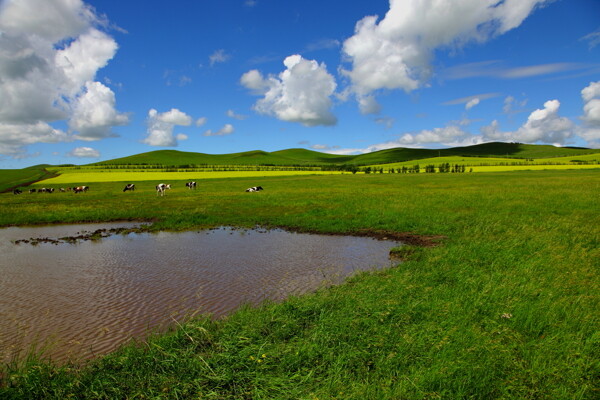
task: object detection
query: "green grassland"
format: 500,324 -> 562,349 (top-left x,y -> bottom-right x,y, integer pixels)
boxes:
90,142 -> 600,167
0,170 -> 598,399
3,143 -> 600,191
0,166 -> 57,193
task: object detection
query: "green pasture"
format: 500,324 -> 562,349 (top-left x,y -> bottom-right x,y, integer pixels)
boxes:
0,166 -> 56,192
1,170 -> 598,399
87,142 -> 600,168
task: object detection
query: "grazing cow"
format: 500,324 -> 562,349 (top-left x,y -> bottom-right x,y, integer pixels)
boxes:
185,181 -> 197,190
245,186 -> 264,192
60,188 -> 66,192
29,188 -> 36,194
13,189 -> 22,195
73,186 -> 89,193
123,183 -> 135,192
156,183 -> 171,196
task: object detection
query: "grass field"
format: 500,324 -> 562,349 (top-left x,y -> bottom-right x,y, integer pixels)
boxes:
0,170 -> 598,399
0,166 -> 56,192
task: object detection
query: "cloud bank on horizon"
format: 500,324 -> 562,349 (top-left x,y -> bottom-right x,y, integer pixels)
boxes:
0,0 -> 599,166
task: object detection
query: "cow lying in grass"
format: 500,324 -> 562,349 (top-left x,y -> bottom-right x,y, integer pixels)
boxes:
245,186 -> 263,192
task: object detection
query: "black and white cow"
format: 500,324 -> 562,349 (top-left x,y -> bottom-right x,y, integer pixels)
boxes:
123,183 -> 135,192
156,183 -> 171,196
185,181 -> 197,190
245,186 -> 264,192
13,189 -> 22,195
73,186 -> 89,193
29,188 -> 36,194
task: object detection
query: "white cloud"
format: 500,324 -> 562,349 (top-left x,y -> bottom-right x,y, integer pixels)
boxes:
482,100 -> 574,145
397,125 -> 474,146
209,49 -> 230,66
465,98 -> 480,110
69,81 -> 129,140
358,95 -> 382,115
0,0 -> 95,42
67,146 -> 100,158
196,117 -> 207,127
143,108 -> 193,147
0,121 -> 69,156
157,108 -> 192,125
443,93 -> 501,106
0,0 -> 127,157
240,69 -> 269,93
204,124 -> 234,136
581,30 -> 600,50
241,54 -> 337,127
305,38 -> 341,52
579,81 -> 600,147
227,109 -> 247,120
341,0 -> 550,108
55,28 -> 118,96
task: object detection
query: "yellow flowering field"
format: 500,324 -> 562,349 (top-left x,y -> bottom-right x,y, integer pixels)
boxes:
42,169 -> 345,184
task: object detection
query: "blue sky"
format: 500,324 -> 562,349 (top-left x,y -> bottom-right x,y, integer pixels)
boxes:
0,0 -> 599,168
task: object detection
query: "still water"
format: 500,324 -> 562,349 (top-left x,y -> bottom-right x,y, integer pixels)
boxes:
0,224 -> 400,363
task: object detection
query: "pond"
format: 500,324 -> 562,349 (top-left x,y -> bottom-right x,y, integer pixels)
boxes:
0,224 -> 401,363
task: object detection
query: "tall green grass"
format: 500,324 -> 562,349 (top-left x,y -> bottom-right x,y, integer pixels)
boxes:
0,170 -> 598,399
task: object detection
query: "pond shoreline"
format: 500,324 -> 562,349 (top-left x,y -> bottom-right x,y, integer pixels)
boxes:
6,219 -> 444,247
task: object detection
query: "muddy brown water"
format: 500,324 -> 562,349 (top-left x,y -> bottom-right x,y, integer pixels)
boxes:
0,224 -> 400,363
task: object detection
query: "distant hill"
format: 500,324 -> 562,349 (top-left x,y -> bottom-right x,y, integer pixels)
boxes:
90,143 -> 600,167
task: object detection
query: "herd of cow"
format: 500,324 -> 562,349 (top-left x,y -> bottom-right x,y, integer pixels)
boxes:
13,182 -> 264,196
13,186 -> 89,195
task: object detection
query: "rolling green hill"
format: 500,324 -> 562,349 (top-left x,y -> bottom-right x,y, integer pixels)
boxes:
2,143 -> 599,192
90,143 -> 600,168
0,165 -> 57,193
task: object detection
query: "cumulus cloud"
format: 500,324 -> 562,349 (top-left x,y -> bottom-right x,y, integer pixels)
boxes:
196,117 -> 207,127
341,0 -> 549,111
67,146 -> 100,158
482,100 -> 574,145
579,81 -> 600,147
397,125 -> 475,146
0,0 -> 127,156
241,54 -> 337,126
204,124 -> 234,136
70,81 -> 129,140
143,108 -> 192,146
0,121 -> 69,156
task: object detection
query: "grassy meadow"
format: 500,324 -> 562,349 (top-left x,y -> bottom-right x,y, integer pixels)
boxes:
0,169 -> 598,399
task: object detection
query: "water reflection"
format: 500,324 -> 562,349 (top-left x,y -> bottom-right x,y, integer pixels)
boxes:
0,224 -> 400,363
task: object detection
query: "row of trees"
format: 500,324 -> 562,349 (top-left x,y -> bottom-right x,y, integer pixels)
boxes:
352,163 -> 470,174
